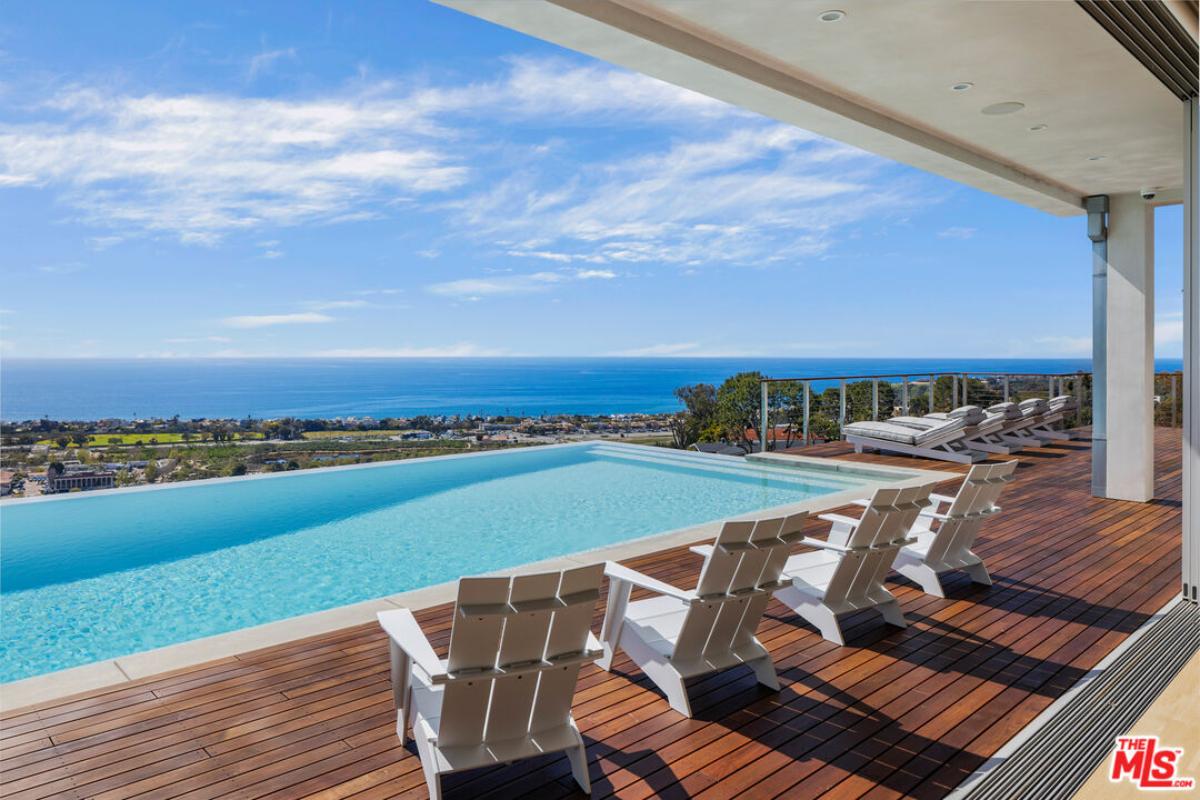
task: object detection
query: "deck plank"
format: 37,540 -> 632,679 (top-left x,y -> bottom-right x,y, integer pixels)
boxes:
0,428 -> 1184,799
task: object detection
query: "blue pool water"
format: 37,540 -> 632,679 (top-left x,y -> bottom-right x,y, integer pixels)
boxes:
0,443 -> 878,682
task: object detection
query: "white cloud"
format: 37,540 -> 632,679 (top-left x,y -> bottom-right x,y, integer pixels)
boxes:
1156,311 -> 1182,346
938,226 -> 976,240
222,312 -> 334,328
607,342 -> 699,356
1028,335 -> 1092,356
574,269 -> 616,280
164,335 -> 233,344
426,266 -> 617,300
247,47 -> 296,81
0,58 -> 738,246
312,342 -> 507,357
304,299 -> 369,310
427,271 -> 563,298
448,123 -> 907,266
1,88 -> 467,243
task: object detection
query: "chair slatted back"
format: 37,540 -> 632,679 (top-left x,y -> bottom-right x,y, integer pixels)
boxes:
437,564 -> 603,747
671,513 -> 807,663
928,462 -> 1016,564
823,483 -> 935,608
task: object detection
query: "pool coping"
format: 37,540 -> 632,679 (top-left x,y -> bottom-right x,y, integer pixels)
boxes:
0,448 -> 956,713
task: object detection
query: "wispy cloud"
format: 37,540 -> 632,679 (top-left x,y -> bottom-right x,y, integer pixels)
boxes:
0,57 -> 736,246
222,312 -> 333,328
1156,311 -> 1182,346
607,342 -> 699,356
164,335 -> 233,344
304,299 -> 369,310
938,226 -> 976,240
426,266 -> 616,300
1028,335 -> 1091,356
427,271 -> 563,299
247,46 -> 296,81
312,342 -> 507,357
448,124 -> 913,266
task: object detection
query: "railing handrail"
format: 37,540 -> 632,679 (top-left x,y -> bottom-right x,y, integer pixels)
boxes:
754,370 -> 1183,452
762,369 -> 1182,384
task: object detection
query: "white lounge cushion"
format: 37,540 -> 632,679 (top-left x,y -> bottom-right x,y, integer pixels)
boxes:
987,402 -> 1024,421
845,418 -> 962,445
1049,394 -> 1077,411
1019,398 -> 1050,415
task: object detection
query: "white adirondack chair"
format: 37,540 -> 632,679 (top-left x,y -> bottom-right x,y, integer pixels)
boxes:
596,513 -> 807,718
377,564 -> 604,800
774,483 -> 935,645
893,461 -> 1017,597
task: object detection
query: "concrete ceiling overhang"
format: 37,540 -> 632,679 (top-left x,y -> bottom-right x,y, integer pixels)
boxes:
436,0 -> 1190,217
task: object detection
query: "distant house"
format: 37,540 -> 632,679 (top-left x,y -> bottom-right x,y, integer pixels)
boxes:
0,470 -> 14,496
45,464 -> 115,493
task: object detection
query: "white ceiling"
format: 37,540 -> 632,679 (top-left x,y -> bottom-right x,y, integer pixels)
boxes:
438,0 -> 1187,216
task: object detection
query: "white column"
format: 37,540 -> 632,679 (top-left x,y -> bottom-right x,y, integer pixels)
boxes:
1103,192 -> 1155,502
1183,97 -> 1198,603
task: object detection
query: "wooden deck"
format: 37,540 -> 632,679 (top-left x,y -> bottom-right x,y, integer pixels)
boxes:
0,429 -> 1183,800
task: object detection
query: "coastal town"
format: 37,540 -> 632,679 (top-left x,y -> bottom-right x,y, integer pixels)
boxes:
0,412 -> 675,498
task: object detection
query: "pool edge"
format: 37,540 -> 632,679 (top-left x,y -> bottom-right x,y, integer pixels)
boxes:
0,455 -> 956,715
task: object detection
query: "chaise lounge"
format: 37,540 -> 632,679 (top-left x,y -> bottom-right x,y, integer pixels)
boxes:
843,406 -> 988,464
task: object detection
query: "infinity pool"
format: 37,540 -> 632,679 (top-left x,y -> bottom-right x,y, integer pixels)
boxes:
0,443 -> 881,682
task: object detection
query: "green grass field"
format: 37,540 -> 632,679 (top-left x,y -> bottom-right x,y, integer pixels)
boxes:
300,430 -> 407,439
38,432 -> 261,446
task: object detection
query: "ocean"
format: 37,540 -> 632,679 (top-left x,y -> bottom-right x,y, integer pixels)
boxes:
0,357 -> 1182,421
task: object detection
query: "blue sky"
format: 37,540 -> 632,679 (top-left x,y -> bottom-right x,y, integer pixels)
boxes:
0,1 -> 1184,360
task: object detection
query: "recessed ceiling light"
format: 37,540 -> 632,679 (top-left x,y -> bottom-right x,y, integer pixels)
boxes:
818,9 -> 845,22
951,82 -> 974,92
981,101 -> 1026,116
1028,124 -> 1048,132
1087,155 -> 1106,161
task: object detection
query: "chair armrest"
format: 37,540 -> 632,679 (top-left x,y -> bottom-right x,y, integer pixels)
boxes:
378,609 -> 446,680
850,498 -> 871,507
797,536 -> 853,554
818,512 -> 861,528
604,561 -> 696,603
928,493 -> 956,507
689,545 -> 714,559
918,510 -> 953,521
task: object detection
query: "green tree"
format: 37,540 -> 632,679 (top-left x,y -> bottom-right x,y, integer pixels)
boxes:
715,372 -> 765,450
54,436 -> 69,449
144,460 -> 159,483
669,383 -> 717,449
70,432 -> 91,447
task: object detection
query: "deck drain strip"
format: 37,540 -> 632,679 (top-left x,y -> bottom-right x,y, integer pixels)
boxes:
953,598 -> 1199,800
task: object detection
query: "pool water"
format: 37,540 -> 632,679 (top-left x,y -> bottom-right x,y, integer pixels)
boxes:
0,443 -> 873,681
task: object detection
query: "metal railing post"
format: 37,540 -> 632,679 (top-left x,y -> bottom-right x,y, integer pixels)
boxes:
930,374 -> 936,412
962,373 -> 968,407
902,377 -> 910,415
1047,376 -> 1054,399
803,381 -> 811,446
759,380 -> 769,453
1172,373 -> 1179,428
872,379 -> 879,420
1003,374 -> 1010,402
839,380 -> 847,431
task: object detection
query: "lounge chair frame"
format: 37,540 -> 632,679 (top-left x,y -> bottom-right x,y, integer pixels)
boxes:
379,565 -> 604,800
893,461 -> 1017,597
774,483 -> 935,644
596,514 -> 805,717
